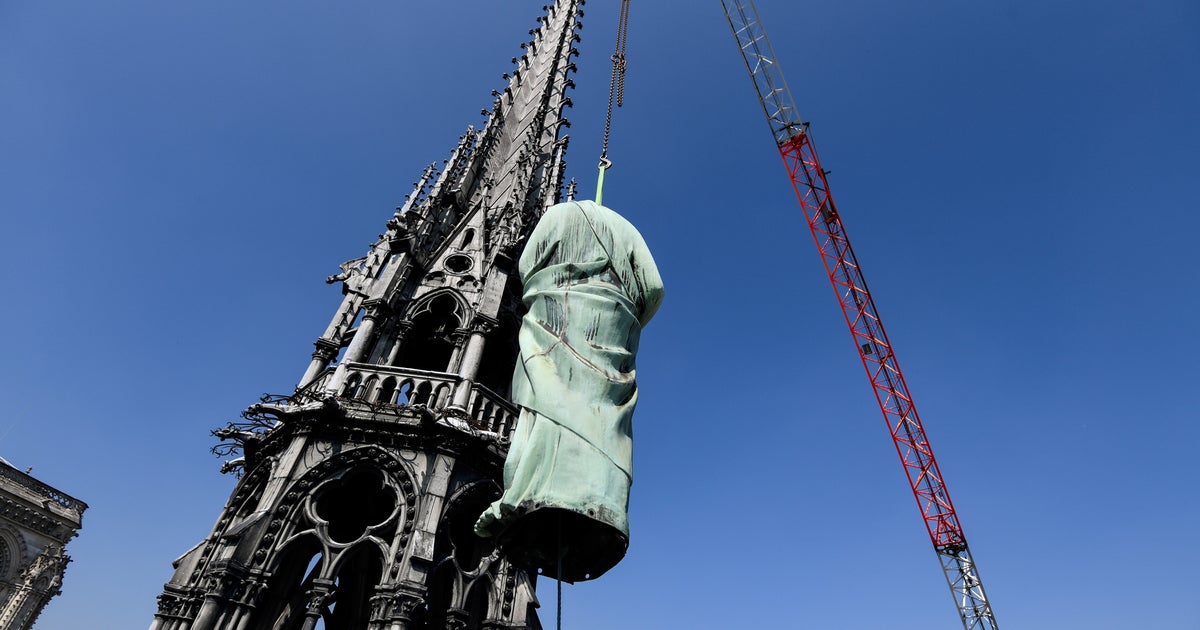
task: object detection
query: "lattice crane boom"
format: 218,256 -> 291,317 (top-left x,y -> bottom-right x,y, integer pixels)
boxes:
720,2 -> 999,628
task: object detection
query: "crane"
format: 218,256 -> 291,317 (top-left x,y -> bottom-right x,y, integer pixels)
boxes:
719,2 -> 1000,628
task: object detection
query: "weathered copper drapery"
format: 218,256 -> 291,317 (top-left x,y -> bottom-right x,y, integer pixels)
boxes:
475,200 -> 663,581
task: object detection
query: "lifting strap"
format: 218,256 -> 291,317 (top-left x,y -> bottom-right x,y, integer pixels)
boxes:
596,0 -> 632,206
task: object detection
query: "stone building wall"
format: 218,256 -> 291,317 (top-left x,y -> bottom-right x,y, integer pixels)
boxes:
0,458 -> 87,630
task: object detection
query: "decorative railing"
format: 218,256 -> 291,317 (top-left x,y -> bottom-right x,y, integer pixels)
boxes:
305,363 -> 520,439
0,462 -> 88,513
339,363 -> 458,408
467,383 -> 520,437
293,368 -> 335,404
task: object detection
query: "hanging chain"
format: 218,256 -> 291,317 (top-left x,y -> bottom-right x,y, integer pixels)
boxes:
599,0 -> 632,167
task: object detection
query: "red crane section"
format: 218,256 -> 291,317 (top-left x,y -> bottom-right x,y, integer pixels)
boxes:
720,2 -> 999,628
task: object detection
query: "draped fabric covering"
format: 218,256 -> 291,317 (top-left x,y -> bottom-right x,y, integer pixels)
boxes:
475,200 -> 663,580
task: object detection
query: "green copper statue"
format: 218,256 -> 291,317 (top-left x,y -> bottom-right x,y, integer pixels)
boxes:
475,200 -> 663,581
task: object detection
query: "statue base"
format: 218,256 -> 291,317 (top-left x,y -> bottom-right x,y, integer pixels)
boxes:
496,506 -> 628,583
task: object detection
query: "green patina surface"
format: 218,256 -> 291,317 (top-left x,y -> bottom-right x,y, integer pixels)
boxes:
475,200 -> 663,576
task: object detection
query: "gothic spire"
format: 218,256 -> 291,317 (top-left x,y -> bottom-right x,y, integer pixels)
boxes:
156,6 -> 590,629
473,0 -> 582,222
297,0 -> 584,391
392,0 -> 582,262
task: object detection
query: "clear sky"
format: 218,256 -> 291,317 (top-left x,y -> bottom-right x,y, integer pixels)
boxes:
2,1 -> 1198,628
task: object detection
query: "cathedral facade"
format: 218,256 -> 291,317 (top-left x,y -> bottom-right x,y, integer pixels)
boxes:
0,458 -> 87,630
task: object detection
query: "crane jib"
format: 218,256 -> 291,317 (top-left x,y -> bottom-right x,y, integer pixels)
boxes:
721,1 -> 1000,628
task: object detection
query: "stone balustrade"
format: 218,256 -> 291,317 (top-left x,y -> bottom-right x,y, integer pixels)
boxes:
308,363 -> 519,439
339,363 -> 457,410
466,383 -> 520,437
0,463 -> 88,514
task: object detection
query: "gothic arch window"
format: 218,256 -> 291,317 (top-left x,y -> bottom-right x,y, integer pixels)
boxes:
250,448 -> 417,630
446,494 -> 495,573
360,376 -> 380,402
0,529 -> 26,585
475,298 -> 521,396
312,468 -> 398,545
254,535 -> 324,630
412,381 -> 433,406
434,382 -> 452,407
464,578 -> 493,628
322,544 -> 386,629
422,563 -> 460,629
397,292 -> 467,372
342,373 -> 363,399
377,377 -> 398,404
225,467 -> 271,533
421,482 -> 503,630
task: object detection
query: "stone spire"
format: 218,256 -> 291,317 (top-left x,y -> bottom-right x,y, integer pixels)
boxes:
152,3 -> 585,629
296,0 -> 583,393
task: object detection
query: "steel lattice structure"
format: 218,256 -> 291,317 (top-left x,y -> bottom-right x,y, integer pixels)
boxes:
720,1 -> 999,628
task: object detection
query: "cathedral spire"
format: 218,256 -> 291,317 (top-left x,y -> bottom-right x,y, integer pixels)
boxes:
153,6 -> 588,626
296,0 -> 583,392
471,0 -> 581,226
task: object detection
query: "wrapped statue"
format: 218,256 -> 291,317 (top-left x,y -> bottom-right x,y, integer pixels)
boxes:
475,200 -> 663,581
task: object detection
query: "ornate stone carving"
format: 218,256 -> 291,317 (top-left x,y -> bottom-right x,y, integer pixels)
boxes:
154,3 -> 583,629
390,588 -> 427,624
469,315 -> 499,335
363,298 -> 392,321
311,338 -> 340,362
445,608 -> 470,630
155,592 -> 183,617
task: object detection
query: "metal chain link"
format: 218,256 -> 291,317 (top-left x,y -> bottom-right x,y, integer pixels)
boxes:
599,0 -> 632,165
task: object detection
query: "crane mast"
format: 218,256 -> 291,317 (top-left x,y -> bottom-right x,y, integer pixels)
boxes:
720,2 -> 999,628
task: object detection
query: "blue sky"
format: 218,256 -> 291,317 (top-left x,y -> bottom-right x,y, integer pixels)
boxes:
2,1 -> 1198,628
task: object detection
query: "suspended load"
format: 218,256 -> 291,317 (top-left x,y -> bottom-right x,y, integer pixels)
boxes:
475,199 -> 663,582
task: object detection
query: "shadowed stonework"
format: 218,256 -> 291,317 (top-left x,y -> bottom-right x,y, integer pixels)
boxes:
151,2 -> 586,628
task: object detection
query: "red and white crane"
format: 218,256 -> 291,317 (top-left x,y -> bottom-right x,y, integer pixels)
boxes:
720,2 -> 999,628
